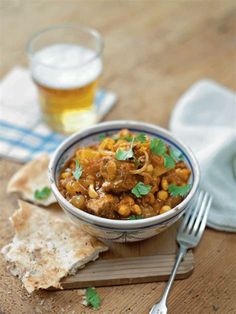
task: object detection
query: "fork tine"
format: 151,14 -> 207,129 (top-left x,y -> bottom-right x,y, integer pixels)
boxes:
196,194 -> 212,236
185,191 -> 204,233
178,203 -> 195,233
191,191 -> 209,235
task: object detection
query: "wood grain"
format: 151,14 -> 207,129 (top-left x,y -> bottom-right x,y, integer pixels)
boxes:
59,252 -> 193,289
0,1 -> 236,314
55,221 -> 193,289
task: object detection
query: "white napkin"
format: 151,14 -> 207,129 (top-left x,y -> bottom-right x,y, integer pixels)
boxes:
0,67 -> 117,163
170,79 -> 236,232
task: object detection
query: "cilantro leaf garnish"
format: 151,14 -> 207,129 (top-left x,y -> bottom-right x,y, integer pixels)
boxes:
169,147 -> 184,162
131,182 -> 151,198
123,133 -> 146,143
150,138 -> 176,169
168,184 -> 191,197
129,214 -> 143,220
163,154 -> 175,169
34,187 -> 51,200
85,287 -> 101,310
150,138 -> 166,155
134,133 -> 147,143
123,135 -> 133,142
115,148 -> 134,160
72,160 -> 83,181
115,137 -> 134,161
98,133 -> 106,141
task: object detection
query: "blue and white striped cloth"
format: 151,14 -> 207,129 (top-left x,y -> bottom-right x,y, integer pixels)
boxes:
0,67 -> 117,163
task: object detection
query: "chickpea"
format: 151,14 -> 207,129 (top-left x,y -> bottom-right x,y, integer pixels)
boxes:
87,175 -> 95,183
147,193 -> 155,204
160,205 -> 171,214
99,138 -> 115,150
122,195 -> 135,206
175,168 -> 191,181
70,195 -> 86,209
72,181 -> 83,192
118,205 -> 131,217
132,204 -> 142,215
119,129 -> 130,137
161,178 -> 168,191
69,181 -> 87,194
61,172 -> 71,179
66,181 -> 75,194
157,190 -> 169,201
147,164 -> 154,173
153,203 -> 162,214
142,193 -> 155,206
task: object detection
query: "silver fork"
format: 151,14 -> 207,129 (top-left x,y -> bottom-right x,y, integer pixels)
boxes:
149,191 -> 212,314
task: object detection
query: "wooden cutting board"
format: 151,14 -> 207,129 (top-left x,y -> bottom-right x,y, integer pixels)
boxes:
59,222 -> 194,289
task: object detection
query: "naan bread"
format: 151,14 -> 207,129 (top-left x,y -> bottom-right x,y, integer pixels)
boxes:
1,200 -> 108,293
7,153 -> 56,206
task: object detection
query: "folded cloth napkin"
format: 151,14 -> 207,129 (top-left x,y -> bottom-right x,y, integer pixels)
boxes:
170,79 -> 236,232
0,67 -> 117,163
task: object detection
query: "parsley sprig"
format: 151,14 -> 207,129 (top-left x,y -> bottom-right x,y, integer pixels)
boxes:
85,287 -> 101,310
150,138 -> 175,169
131,182 -> 151,198
72,160 -> 83,181
168,184 -> 191,197
34,187 -> 51,200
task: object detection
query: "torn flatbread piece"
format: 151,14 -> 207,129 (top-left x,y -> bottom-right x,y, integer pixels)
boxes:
7,153 -> 56,206
1,200 -> 108,293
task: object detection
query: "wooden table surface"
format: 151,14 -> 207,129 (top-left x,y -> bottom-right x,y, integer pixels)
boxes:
1,1 -> 236,313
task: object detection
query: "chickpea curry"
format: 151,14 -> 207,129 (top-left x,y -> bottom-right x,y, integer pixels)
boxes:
58,129 -> 192,220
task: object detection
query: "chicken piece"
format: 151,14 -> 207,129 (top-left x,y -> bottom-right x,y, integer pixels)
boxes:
150,155 -> 170,176
101,161 -> 137,193
102,178 -> 137,193
86,194 -> 119,219
100,157 -> 117,181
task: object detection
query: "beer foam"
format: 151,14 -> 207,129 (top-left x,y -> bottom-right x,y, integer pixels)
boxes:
31,44 -> 102,89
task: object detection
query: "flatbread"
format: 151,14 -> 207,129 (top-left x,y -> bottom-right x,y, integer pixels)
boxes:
1,200 -> 108,293
7,153 -> 56,206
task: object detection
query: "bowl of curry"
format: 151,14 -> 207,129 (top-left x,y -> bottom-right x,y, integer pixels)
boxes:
49,121 -> 200,242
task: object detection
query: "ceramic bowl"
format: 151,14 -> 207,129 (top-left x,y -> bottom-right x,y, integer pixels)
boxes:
48,121 -> 200,242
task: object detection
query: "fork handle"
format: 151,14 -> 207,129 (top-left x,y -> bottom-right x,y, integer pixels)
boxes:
150,246 -> 187,314
162,246 -> 187,302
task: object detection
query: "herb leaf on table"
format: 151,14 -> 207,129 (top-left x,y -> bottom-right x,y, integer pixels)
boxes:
34,187 -> 51,200
85,287 -> 101,310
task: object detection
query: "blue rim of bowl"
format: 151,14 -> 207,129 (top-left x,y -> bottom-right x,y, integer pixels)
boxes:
48,120 -> 200,229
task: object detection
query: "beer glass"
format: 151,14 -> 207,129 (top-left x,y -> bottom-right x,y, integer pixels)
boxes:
27,25 -> 103,134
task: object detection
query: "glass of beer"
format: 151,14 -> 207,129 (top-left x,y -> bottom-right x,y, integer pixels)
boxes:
27,25 -> 103,134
